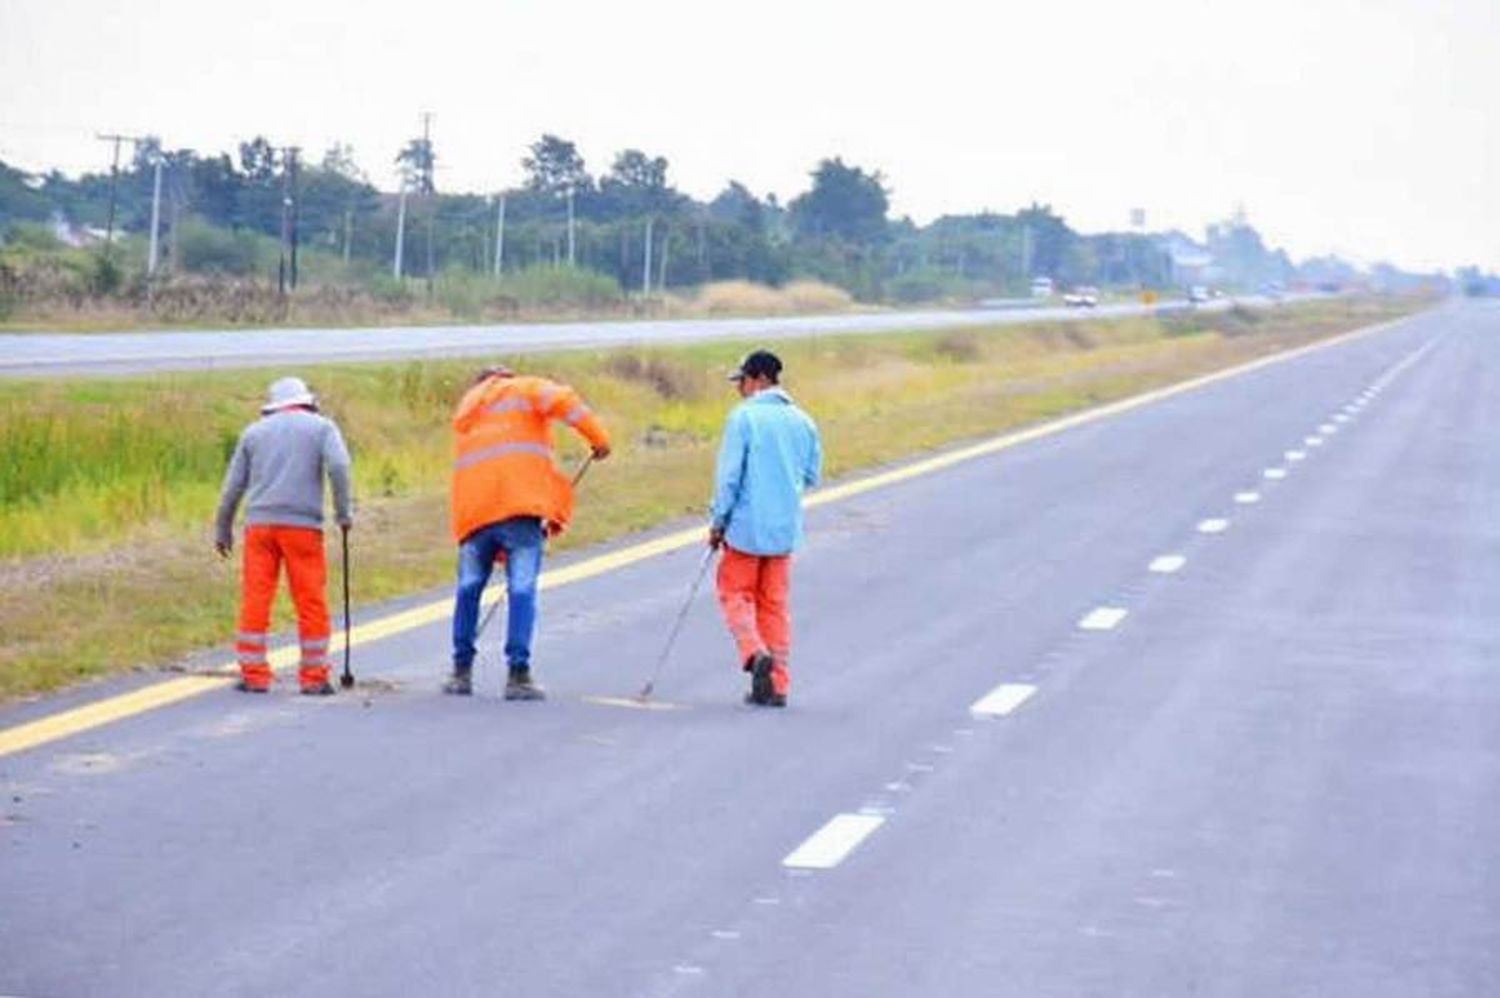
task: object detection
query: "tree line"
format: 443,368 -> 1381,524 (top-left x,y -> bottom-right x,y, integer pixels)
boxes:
0,132 -> 1364,301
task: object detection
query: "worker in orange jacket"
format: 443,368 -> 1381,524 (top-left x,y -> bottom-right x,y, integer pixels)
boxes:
445,364 -> 611,699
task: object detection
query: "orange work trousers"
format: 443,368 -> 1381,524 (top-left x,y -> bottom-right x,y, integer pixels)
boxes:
234,525 -> 332,690
715,546 -> 793,697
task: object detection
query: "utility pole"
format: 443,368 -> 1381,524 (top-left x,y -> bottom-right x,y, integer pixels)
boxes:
277,147 -> 295,297
421,112 -> 435,297
493,194 -> 506,278
146,151 -> 164,276
95,133 -> 143,262
657,224 -> 669,291
393,181 -> 408,279
642,217 -> 654,295
287,147 -> 302,290
565,186 -> 576,266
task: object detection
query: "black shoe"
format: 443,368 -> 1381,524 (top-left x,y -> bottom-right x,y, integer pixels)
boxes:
300,682 -> 336,696
746,651 -> 774,705
235,679 -> 270,694
504,668 -> 546,701
442,670 -> 473,696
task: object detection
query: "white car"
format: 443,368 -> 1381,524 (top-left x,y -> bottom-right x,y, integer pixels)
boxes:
1062,286 -> 1098,307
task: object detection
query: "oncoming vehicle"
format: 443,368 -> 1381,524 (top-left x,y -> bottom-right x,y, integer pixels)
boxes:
1062,285 -> 1098,307
1188,285 -> 1211,303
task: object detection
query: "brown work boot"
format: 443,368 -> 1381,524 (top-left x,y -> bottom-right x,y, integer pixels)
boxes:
504,667 -> 546,701
745,651 -> 774,705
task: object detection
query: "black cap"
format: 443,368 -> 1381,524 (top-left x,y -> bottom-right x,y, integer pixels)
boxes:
728,349 -> 782,383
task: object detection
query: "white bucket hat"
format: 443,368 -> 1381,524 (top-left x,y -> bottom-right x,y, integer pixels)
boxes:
261,376 -> 318,414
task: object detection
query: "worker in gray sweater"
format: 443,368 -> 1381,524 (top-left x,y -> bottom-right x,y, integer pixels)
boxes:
215,377 -> 354,694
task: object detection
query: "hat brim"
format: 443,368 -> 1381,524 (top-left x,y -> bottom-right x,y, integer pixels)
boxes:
261,393 -> 317,414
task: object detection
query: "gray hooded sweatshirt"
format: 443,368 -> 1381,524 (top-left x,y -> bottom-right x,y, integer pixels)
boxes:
215,408 -> 353,546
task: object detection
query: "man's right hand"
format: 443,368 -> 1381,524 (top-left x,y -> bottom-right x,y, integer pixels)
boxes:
591,444 -> 612,461
214,540 -> 232,559
708,525 -> 725,550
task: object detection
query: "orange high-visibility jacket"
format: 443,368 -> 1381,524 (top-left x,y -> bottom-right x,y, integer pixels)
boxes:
450,374 -> 610,542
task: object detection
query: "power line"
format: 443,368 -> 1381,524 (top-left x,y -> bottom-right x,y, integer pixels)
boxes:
94,132 -> 147,259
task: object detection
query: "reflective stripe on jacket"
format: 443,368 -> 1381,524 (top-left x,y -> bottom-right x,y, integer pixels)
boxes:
450,374 -> 609,542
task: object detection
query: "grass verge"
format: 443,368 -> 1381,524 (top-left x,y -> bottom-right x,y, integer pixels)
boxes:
0,296 -> 1425,699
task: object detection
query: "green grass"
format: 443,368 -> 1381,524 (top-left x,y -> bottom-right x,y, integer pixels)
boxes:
0,296 -> 1427,698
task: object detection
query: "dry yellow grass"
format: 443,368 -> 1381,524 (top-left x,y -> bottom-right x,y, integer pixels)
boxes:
688,279 -> 855,316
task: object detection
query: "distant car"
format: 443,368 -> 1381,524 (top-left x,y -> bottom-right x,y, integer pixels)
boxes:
1062,286 -> 1098,307
1030,277 -> 1055,298
1187,285 -> 1210,303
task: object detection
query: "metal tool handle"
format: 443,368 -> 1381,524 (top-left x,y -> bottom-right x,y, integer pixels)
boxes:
638,546 -> 717,699
340,524 -> 354,688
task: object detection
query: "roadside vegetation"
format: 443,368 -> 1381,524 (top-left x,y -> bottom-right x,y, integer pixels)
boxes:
0,296 -> 1425,700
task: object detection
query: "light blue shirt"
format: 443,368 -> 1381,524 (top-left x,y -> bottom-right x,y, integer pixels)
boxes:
710,387 -> 822,555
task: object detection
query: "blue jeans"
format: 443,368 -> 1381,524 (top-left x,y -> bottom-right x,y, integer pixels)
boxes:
451,517 -> 545,671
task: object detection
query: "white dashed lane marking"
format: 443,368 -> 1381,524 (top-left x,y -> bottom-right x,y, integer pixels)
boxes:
1078,607 -> 1129,631
1234,491 -> 1261,504
782,813 -> 886,869
1264,468 -> 1287,480
1285,450 -> 1306,461
970,683 -> 1038,718
1198,518 -> 1230,534
1149,554 -> 1187,574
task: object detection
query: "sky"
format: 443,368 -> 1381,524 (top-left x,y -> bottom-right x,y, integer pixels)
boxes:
1,0 -> 1496,273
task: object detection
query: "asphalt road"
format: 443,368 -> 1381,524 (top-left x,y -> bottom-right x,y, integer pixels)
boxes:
0,297 -> 1265,378
3,301 -> 1497,997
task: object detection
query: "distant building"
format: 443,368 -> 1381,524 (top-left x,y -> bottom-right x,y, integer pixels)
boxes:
49,211 -> 107,248
1156,231 -> 1220,288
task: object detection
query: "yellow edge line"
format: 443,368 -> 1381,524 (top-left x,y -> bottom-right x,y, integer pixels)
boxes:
0,309 -> 1423,759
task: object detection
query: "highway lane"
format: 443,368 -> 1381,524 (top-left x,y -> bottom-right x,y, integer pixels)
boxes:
0,297 -> 1268,378
2,302 -> 1494,996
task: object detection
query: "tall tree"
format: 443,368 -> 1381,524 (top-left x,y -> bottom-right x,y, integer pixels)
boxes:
521,134 -> 590,198
396,136 -> 436,195
790,158 -> 889,243
597,149 -> 682,219
1014,202 -> 1073,279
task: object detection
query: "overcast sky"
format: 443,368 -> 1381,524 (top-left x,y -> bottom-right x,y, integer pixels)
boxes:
2,0 -> 1495,272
